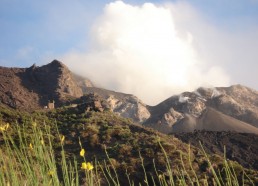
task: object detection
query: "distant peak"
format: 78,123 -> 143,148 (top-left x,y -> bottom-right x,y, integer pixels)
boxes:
225,84 -> 258,94
49,59 -> 65,67
35,60 -> 70,74
229,84 -> 246,89
28,63 -> 37,70
40,60 -> 69,71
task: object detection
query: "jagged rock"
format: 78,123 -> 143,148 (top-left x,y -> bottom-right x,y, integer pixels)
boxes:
84,87 -> 151,123
0,60 -> 84,110
32,60 -> 83,98
160,108 -> 183,127
77,93 -> 109,112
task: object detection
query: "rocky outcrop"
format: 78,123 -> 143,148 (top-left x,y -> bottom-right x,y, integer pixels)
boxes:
107,94 -> 150,123
84,87 -> 151,123
0,60 -> 84,110
26,60 -> 83,103
77,93 -> 108,112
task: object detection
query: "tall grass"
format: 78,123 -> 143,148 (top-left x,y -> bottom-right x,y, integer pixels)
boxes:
0,121 -> 255,186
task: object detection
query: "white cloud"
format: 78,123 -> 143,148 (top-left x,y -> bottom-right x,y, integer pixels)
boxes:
179,95 -> 189,103
62,1 -> 230,105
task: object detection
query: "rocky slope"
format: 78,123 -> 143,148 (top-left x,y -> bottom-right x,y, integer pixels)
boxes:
0,61 -> 150,122
0,60 -> 152,125
84,87 -> 150,123
208,85 -> 258,127
172,107 -> 258,134
1,60 -> 258,134
0,65 -> 39,109
143,85 -> 258,134
0,60 -> 84,110
175,131 -> 258,170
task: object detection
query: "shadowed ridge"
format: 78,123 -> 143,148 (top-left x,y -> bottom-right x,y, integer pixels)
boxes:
0,60 -> 83,110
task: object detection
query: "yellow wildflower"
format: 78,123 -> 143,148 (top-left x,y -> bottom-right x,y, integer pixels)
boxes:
0,123 -> 9,131
29,143 -> 33,150
80,148 -> 85,157
81,162 -> 94,171
81,162 -> 87,170
40,139 -> 45,145
48,170 -> 55,176
32,122 -> 37,127
86,162 -> 94,171
0,126 -> 5,131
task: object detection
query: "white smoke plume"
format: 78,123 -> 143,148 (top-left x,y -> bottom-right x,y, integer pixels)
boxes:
178,95 -> 190,103
63,1 -> 230,105
211,88 -> 222,98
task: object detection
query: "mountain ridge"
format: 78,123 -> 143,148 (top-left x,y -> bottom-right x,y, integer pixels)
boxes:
0,60 -> 85,110
1,60 -> 258,134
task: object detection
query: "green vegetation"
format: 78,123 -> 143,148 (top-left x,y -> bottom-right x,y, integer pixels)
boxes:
0,106 -> 257,185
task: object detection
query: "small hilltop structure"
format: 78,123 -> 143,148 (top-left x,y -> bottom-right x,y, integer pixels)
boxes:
47,100 -> 55,109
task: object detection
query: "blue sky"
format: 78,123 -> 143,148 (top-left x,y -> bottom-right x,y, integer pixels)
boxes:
1,0 -> 258,67
1,0 -> 258,104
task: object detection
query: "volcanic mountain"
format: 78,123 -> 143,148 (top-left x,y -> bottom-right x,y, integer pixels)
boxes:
144,85 -> 258,134
0,60 -> 151,122
1,60 -> 258,134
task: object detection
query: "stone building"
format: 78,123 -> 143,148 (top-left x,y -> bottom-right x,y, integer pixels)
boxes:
48,101 -> 55,109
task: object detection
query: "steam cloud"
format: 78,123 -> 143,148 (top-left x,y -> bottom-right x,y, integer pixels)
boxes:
63,1 -> 230,105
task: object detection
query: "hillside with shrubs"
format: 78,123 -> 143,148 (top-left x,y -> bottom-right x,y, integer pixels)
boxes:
0,105 -> 258,185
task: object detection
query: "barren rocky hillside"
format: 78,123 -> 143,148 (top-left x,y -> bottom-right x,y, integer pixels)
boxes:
1,60 -> 258,135
144,85 -> 258,134
0,60 -> 84,110
84,87 -> 150,123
